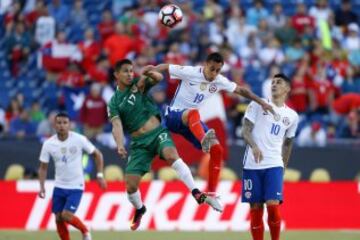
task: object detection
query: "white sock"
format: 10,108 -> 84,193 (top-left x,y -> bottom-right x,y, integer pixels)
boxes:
127,190 -> 143,209
171,158 -> 196,191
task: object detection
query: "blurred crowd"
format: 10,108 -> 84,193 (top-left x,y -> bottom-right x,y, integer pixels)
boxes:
0,0 -> 360,147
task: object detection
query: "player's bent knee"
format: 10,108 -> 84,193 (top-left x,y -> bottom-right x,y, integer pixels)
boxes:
55,213 -> 63,222
250,203 -> 264,209
61,211 -> 73,222
266,200 -> 280,206
161,147 -> 179,164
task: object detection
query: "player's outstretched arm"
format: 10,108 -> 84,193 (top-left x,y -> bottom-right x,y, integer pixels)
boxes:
92,149 -> 107,189
282,137 -> 294,168
234,86 -> 275,115
242,118 -> 263,163
111,117 -> 128,159
38,162 -> 48,198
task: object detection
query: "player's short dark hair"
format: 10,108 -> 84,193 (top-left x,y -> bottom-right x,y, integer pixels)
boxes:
206,52 -> 224,64
114,59 -> 133,72
55,112 -> 70,120
273,73 -> 291,85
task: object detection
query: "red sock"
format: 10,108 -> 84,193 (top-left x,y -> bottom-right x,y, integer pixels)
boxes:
56,221 -> 70,240
187,109 -> 205,142
67,215 -> 88,234
208,144 -> 223,192
250,208 -> 264,240
267,205 -> 281,240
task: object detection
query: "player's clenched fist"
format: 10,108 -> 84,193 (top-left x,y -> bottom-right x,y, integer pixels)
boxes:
117,145 -> 128,159
251,146 -> 263,163
38,187 -> 46,198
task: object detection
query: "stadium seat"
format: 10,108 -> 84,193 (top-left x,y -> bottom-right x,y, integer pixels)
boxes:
4,164 -> 25,180
284,168 -> 302,182
104,165 -> 124,181
220,167 -> 238,181
309,168 -> 331,182
142,171 -> 154,181
158,167 -> 178,181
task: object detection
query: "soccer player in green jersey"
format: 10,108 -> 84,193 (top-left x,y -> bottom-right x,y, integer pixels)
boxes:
108,59 -> 222,231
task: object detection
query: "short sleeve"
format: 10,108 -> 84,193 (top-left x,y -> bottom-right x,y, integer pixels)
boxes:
285,114 -> 299,138
244,101 -> 260,124
79,135 -> 96,154
39,142 -> 50,163
168,64 -> 191,81
219,76 -> 237,92
107,94 -> 120,121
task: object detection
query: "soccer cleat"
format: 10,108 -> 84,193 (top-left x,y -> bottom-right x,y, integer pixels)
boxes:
201,129 -> 216,153
130,205 -> 146,231
193,192 -> 223,213
83,232 -> 92,240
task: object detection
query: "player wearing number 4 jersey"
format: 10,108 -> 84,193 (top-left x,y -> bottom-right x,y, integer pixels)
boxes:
143,52 -> 274,194
242,73 -> 299,240
108,59 -> 223,231
38,112 -> 107,240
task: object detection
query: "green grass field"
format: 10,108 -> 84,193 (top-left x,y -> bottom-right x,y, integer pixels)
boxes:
1,230 -> 360,240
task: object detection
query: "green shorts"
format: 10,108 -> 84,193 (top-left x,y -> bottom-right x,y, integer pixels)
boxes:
126,126 -> 175,176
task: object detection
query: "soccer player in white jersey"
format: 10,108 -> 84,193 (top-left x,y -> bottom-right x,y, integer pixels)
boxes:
142,52 -> 274,194
38,112 -> 107,240
241,73 -> 299,240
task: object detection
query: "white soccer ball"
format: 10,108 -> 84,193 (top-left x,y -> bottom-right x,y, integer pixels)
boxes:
158,4 -> 183,28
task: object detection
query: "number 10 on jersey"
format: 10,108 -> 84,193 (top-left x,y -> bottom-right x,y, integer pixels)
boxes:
193,93 -> 204,103
270,123 -> 280,135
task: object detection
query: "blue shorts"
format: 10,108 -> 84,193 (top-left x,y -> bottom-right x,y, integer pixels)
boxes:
164,108 -> 209,150
52,187 -> 83,214
242,167 -> 284,203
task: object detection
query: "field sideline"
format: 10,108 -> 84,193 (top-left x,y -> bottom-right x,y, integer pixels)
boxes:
1,230 -> 360,240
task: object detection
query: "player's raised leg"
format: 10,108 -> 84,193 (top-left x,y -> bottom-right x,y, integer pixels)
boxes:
182,109 -> 224,193
125,174 -> 146,231
160,141 -> 223,212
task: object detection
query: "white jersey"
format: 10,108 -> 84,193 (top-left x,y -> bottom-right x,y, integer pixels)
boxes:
39,131 -> 96,190
168,64 -> 237,110
243,100 -> 299,170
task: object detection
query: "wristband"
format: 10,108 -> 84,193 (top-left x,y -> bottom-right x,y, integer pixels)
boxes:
97,172 -> 104,178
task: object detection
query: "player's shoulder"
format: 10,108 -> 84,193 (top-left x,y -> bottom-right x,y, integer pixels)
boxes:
43,134 -> 57,144
284,104 -> 299,119
69,131 -> 88,142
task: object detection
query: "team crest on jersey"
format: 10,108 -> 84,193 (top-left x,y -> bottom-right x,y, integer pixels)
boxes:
70,146 -> 77,154
131,85 -> 138,93
200,83 -> 207,91
282,117 -> 290,126
274,113 -> 281,122
209,83 -> 217,93
245,191 -> 252,199
60,147 -> 67,154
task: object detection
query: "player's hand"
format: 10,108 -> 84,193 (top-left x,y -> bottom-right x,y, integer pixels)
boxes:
261,102 -> 275,116
141,65 -> 155,75
252,146 -> 263,163
117,145 -> 128,159
38,187 -> 46,198
97,177 -> 107,190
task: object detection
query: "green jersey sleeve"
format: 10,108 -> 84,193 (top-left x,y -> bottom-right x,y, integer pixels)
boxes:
107,94 -> 120,121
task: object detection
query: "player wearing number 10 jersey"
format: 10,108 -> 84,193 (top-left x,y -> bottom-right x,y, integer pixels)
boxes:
241,73 -> 299,240
144,52 -> 274,194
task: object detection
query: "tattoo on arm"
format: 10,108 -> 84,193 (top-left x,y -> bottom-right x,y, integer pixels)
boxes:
241,118 -> 257,149
282,137 -> 294,168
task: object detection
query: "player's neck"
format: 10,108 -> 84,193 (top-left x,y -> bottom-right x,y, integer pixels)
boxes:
117,83 -> 127,91
271,96 -> 286,107
57,133 -> 69,141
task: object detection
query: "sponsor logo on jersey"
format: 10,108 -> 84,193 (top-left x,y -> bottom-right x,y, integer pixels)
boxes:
70,146 -> 77,154
60,147 -> 67,154
200,83 -> 207,91
131,85 -> 138,93
209,84 -> 217,93
274,113 -> 281,122
282,117 -> 290,126
189,82 -> 196,86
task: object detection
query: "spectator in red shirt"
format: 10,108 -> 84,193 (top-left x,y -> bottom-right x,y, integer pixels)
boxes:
288,68 -> 308,113
80,83 -> 108,139
57,63 -> 85,88
87,57 -> 110,84
332,93 -> 360,116
26,0 -> 46,29
104,22 -> 135,66
97,10 -> 115,43
78,28 -> 101,73
308,65 -> 335,114
291,3 -> 315,35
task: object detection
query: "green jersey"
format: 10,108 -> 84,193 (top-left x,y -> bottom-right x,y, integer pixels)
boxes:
108,77 -> 160,134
